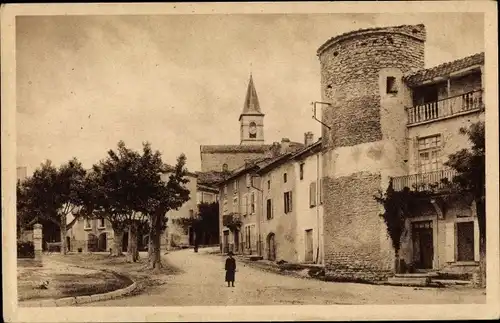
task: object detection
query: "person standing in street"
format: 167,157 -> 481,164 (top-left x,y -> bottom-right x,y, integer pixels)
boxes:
225,251 -> 236,287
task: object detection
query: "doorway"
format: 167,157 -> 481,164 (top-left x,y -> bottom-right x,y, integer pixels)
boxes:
87,233 -> 98,252
305,229 -> 314,263
98,233 -> 107,252
66,236 -> 71,252
412,221 -> 434,269
122,232 -> 129,252
223,230 -> 229,254
457,222 -> 475,261
267,233 -> 276,261
234,229 -> 240,253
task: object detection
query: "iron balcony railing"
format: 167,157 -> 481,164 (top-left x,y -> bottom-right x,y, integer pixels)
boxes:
407,89 -> 483,125
392,169 -> 458,192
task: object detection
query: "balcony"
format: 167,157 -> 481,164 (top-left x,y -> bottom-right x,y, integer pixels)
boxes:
392,169 -> 458,192
407,90 -> 483,125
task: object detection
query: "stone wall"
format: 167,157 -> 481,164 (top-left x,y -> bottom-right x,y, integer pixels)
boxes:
318,24 -> 426,281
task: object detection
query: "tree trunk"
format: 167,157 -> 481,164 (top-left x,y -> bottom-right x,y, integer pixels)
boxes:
147,212 -> 164,269
60,214 -> 67,255
127,222 -> 139,262
112,226 -> 124,257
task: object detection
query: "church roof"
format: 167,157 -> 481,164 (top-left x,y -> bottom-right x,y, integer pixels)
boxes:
200,144 -> 272,153
239,74 -> 264,121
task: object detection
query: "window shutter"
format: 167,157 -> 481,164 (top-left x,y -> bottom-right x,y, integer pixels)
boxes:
319,178 -> 323,204
413,137 -> 420,172
445,222 -> 455,263
290,191 -> 293,212
309,182 -> 316,207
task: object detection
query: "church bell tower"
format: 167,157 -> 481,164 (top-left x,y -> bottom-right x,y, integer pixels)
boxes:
239,74 -> 265,145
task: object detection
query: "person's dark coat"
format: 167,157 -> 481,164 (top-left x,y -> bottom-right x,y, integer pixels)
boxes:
225,257 -> 236,282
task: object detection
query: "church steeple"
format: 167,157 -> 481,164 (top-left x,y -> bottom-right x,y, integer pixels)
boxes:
239,74 -> 265,145
239,74 -> 264,121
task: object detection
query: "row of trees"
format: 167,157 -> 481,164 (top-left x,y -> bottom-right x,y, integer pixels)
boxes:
375,121 -> 486,286
17,141 -> 191,269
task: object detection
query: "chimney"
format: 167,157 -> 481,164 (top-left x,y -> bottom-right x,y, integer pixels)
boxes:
304,132 -> 314,146
266,142 -> 281,158
280,138 -> 291,154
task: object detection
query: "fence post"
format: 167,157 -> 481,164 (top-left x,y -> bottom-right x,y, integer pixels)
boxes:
33,223 -> 43,260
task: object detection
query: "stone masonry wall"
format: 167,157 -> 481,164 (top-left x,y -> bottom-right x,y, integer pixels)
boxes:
322,172 -> 392,281
318,24 -> 426,281
319,24 -> 426,150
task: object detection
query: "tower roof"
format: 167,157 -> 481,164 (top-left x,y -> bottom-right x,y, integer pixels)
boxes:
239,74 -> 264,121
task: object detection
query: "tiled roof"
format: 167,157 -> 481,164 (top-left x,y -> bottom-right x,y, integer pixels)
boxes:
317,24 -> 426,56
196,171 -> 228,186
200,144 -> 272,153
403,52 -> 484,86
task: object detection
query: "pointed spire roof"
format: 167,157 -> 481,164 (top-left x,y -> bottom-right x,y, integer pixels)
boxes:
239,74 -> 264,121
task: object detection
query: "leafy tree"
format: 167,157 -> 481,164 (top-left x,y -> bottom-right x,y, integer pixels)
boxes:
80,141 -> 148,257
132,146 -> 191,269
17,159 -> 86,254
197,202 -> 219,245
443,121 -> 486,286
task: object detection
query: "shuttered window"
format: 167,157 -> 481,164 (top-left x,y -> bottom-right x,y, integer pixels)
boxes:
284,191 -> 293,214
266,199 -> 273,220
309,181 -> 317,207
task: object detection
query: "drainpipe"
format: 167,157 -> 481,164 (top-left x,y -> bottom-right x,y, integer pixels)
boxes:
315,152 -> 321,264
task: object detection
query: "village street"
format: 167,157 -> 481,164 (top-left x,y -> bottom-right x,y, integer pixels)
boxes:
81,248 -> 485,306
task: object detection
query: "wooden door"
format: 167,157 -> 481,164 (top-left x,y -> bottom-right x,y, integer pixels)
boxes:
457,222 -> 474,261
412,221 -> 434,269
223,231 -> 229,254
234,229 -> 240,253
267,233 -> 276,261
305,229 -> 314,263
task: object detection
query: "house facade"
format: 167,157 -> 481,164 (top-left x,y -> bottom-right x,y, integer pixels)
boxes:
394,52 -> 484,275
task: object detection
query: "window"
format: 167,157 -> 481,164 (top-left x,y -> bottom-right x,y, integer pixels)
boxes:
284,191 -> 293,214
223,185 -> 228,195
267,180 -> 271,190
309,182 -> 317,207
283,173 -> 288,183
233,197 -> 238,213
98,218 -> 105,229
241,194 -> 248,216
233,180 -> 238,193
84,218 -> 91,229
249,122 -> 257,139
299,163 -> 304,180
223,199 -> 228,215
222,163 -> 228,172
250,192 -> 255,214
266,199 -> 273,220
386,76 -> 398,94
418,135 -> 442,173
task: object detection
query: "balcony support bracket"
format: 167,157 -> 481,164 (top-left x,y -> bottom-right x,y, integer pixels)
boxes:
430,198 -> 445,220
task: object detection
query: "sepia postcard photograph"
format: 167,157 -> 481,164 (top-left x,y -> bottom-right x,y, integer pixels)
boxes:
1,1 -> 499,322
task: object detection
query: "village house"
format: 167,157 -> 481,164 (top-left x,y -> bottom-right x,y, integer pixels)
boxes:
317,23 -> 485,281
394,52 -> 484,275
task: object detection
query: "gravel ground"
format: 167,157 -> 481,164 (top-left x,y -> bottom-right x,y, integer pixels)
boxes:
80,248 -> 486,306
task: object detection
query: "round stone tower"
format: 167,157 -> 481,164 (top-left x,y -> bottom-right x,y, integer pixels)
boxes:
317,24 -> 426,281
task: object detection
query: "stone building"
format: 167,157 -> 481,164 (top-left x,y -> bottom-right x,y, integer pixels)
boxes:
317,24 -> 484,280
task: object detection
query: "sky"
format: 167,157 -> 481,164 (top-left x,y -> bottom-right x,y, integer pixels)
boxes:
16,13 -> 484,174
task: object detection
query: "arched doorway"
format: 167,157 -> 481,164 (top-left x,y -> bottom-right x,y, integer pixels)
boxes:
66,236 -> 71,252
98,233 -> 107,251
267,233 -> 276,261
87,234 -> 98,252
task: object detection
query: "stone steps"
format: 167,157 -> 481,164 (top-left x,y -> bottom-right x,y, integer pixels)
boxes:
387,276 -> 431,287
